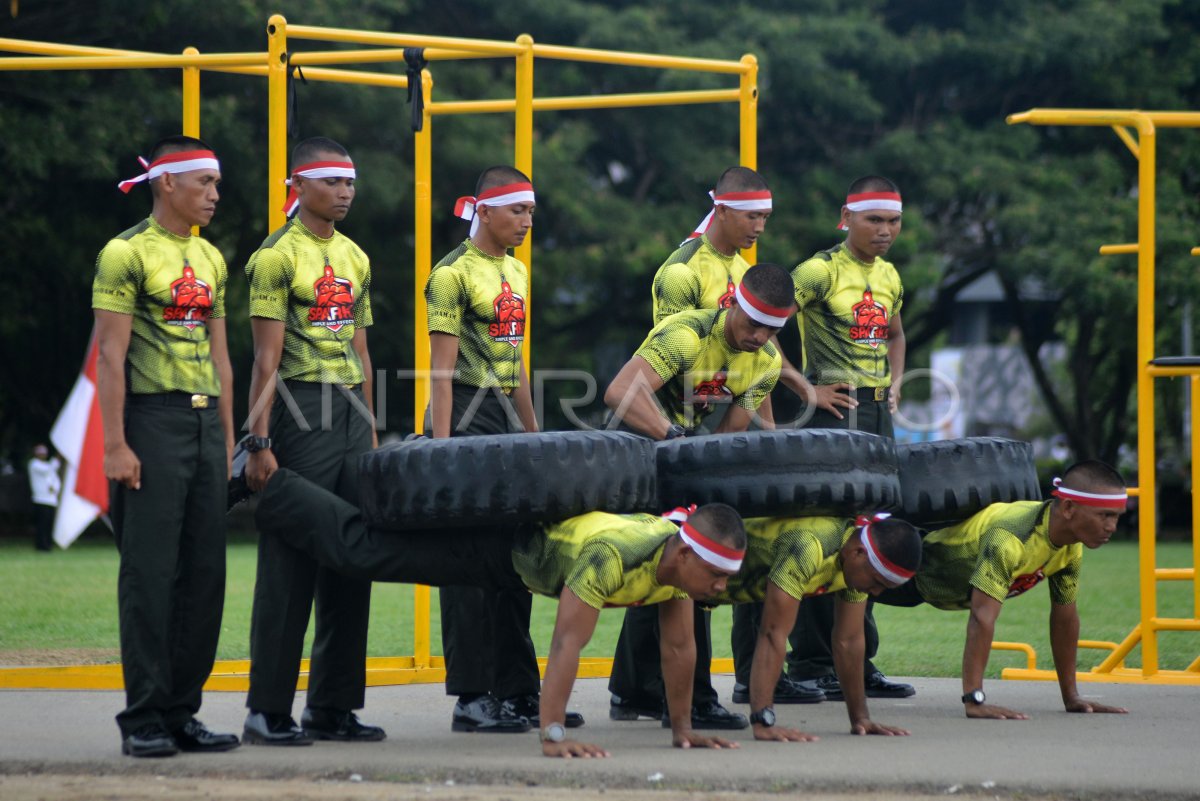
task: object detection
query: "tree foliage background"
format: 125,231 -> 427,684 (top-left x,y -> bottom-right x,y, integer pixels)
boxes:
3,0 -> 1200,467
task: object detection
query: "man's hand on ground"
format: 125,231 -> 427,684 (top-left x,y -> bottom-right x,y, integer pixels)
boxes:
542,739 -> 610,759
752,723 -> 819,743
850,718 -> 909,736
965,703 -> 1030,720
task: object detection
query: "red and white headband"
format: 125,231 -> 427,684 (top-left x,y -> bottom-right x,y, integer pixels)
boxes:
1051,477 -> 1128,510
734,282 -> 791,327
282,160 -> 357,215
837,190 -> 902,231
679,521 -> 744,572
856,512 -> 914,585
455,181 -> 536,237
684,189 -> 773,244
117,150 -> 220,193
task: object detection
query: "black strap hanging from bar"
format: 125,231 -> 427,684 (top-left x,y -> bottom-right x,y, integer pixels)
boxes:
404,47 -> 428,132
286,54 -> 308,140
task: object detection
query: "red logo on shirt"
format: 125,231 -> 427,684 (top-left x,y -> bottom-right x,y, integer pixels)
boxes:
804,584 -> 831,599
163,260 -> 213,330
309,260 -> 355,332
850,289 -> 889,349
1006,569 -> 1046,599
717,277 -> 736,309
691,371 -> 734,408
489,276 -> 526,347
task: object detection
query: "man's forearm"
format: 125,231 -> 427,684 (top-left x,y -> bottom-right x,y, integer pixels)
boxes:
1049,604 -> 1082,704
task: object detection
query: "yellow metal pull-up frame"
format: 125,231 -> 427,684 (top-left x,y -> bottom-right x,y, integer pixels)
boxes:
998,108 -> 1200,685
0,16 -> 758,690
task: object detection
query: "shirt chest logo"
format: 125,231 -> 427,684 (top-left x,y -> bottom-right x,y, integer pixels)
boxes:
1006,568 -> 1046,598
309,259 -> 355,332
716,277 -> 735,309
850,288 -> 889,348
489,276 -> 526,348
163,260 -> 213,330
691,370 -> 733,408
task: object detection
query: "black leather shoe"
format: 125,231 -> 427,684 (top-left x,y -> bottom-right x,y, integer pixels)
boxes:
171,718 -> 240,752
301,707 -> 386,742
662,700 -> 749,730
452,694 -> 530,733
499,694 -> 585,729
121,723 -> 178,758
732,676 -> 826,705
228,437 -> 253,511
609,693 -> 664,721
866,671 -> 916,698
242,710 -> 314,746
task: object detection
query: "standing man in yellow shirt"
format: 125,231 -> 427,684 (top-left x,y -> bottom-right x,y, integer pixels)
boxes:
95,136 -> 239,757
242,137 -> 383,746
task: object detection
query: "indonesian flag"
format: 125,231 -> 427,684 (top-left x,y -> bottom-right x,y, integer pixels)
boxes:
49,330 -> 110,548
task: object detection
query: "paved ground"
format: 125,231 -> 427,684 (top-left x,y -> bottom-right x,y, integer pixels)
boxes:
0,675 -> 1196,799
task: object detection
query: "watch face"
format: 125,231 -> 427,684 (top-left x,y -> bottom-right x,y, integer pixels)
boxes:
542,723 -> 566,743
752,708 -> 776,727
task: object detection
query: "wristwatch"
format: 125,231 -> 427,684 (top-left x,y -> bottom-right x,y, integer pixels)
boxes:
665,423 -> 687,440
539,722 -> 566,743
243,435 -> 272,453
749,707 -> 776,727
961,689 -> 986,705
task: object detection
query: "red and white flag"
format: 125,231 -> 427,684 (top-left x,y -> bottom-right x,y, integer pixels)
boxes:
49,330 -> 110,548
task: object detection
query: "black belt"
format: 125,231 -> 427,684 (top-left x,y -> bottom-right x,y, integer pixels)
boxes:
283,380 -> 361,392
848,386 -> 890,402
127,392 -> 216,409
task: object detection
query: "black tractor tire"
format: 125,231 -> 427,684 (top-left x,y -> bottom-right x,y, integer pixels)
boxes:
655,429 -> 901,517
359,430 -> 657,530
896,437 -> 1041,527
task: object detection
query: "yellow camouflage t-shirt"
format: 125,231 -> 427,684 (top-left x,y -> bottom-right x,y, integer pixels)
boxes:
711,516 -> 867,605
792,243 -> 903,389
426,240 -> 529,390
511,511 -> 690,610
651,235 -> 751,324
92,216 -> 227,396
246,217 -> 373,384
634,309 -> 780,428
917,501 -> 1081,609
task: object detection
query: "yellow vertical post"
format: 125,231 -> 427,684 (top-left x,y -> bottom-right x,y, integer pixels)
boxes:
1134,115 -> 1159,675
182,47 -> 201,236
514,34 -> 535,375
181,47 -> 200,137
1192,375 -> 1200,619
412,68 -> 435,670
738,54 -> 759,265
266,15 -> 289,231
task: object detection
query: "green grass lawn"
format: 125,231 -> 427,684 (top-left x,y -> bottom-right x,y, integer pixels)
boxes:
1,532 -> 1196,680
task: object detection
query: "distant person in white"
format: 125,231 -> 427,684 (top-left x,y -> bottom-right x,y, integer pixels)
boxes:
27,443 -> 61,551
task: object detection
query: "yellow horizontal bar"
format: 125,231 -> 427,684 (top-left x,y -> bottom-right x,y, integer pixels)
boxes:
431,88 -> 741,116
1156,568 -> 1195,581
0,52 -> 267,71
532,42 -> 746,73
990,641 -> 1037,670
1002,666 -> 1200,685
1150,617 -> 1200,632
295,66 -> 409,89
0,37 -> 266,76
537,88 -> 740,111
1007,108 -> 1156,135
1126,487 -> 1141,497
430,98 -> 517,115
0,654 -> 730,691
1147,365 -> 1200,378
286,24 -> 523,55
1192,246 -> 1200,257
1099,243 -> 1139,255
288,47 -> 496,67
1078,640 -> 1120,652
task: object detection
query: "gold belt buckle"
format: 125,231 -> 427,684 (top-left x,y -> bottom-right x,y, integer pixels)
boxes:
873,387 -> 887,402
191,394 -> 209,409
342,384 -> 356,391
